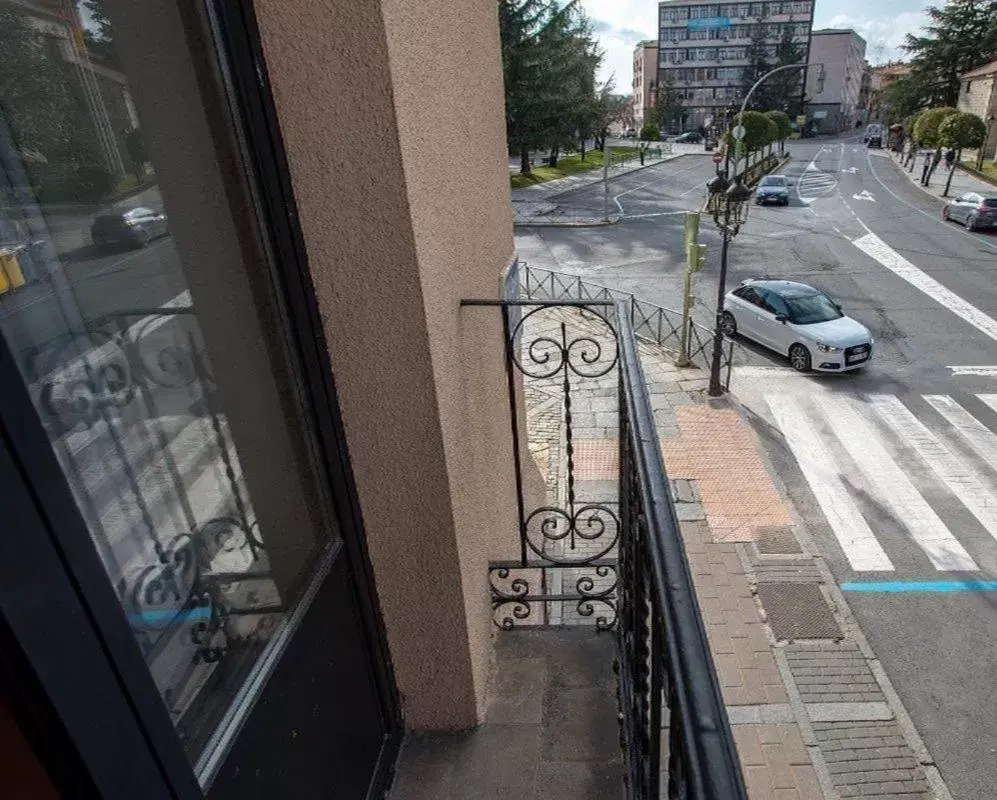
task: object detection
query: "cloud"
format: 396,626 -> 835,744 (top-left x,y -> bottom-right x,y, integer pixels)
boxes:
579,0 -> 657,92
817,11 -> 928,63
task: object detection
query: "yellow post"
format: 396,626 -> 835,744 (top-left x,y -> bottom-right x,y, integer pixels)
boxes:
0,249 -> 24,293
677,212 -> 704,366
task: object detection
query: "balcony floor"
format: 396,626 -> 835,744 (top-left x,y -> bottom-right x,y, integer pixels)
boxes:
388,629 -> 623,800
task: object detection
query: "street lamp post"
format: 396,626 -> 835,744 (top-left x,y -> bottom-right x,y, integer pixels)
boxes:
705,174 -> 752,397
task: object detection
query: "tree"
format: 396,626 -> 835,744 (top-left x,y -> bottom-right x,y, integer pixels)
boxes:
913,106 -> 958,147
80,0 -> 118,65
768,26 -> 805,115
499,0 -> 602,172
882,74 -> 926,124
765,110 -> 793,153
939,111 -> 988,194
639,122 -> 660,141
741,15 -> 775,111
726,110 -> 774,167
655,73 -> 683,133
903,0 -> 997,107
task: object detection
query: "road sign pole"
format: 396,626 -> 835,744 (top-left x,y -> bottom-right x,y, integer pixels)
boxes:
603,144 -> 610,221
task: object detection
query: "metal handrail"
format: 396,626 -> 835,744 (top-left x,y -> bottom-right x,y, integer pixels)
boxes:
616,303 -> 746,798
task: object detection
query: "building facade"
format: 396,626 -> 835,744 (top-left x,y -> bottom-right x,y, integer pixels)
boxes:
804,29 -> 867,133
866,62 -> 911,123
657,0 -> 814,132
632,39 -> 659,128
958,59 -> 997,162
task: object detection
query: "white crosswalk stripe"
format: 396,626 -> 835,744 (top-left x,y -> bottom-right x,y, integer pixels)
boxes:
766,395 -> 894,571
924,395 -> 997,474
870,394 -> 997,546
813,394 -> 977,571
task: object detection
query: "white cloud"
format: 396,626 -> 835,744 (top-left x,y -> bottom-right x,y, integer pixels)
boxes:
580,0 -> 658,93
816,11 -> 928,63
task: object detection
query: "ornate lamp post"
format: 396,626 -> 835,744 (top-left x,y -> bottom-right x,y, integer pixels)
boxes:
706,174 -> 752,397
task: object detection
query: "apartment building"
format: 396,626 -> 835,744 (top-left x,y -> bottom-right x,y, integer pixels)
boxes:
805,29 -> 868,132
633,40 -> 659,127
657,0 -> 814,132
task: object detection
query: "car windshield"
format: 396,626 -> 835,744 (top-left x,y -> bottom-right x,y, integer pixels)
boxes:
759,177 -> 787,187
784,292 -> 843,324
983,198 -> 997,208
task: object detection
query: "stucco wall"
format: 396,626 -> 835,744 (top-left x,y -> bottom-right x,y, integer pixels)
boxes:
252,0 -> 516,728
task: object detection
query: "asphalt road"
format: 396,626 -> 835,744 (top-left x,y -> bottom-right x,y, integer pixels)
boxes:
516,136 -> 997,799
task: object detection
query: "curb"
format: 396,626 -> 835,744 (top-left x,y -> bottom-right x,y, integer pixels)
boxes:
887,152 -> 954,204
543,152 -> 696,201
955,161 -> 997,189
513,216 -> 621,228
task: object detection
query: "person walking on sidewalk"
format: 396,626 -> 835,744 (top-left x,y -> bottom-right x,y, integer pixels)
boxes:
945,148 -> 956,171
920,150 -> 933,185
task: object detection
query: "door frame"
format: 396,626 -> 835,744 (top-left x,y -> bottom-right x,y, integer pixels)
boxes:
0,0 -> 402,796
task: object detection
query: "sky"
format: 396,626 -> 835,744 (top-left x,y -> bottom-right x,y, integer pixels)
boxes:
581,0 -> 930,94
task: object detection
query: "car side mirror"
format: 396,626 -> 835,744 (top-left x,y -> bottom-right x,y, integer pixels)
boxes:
834,303 -> 843,312
775,314 -> 788,323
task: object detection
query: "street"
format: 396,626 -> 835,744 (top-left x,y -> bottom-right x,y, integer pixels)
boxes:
516,137 -> 997,800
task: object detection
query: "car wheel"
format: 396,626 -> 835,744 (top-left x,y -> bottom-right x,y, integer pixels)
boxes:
967,214 -> 978,231
789,343 -> 811,372
721,311 -> 737,337
942,206 -> 950,221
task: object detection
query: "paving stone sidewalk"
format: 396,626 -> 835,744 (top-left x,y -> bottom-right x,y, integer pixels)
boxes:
887,149 -> 996,202
521,305 -> 950,800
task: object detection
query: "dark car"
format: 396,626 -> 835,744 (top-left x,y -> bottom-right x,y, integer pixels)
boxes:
673,131 -> 702,143
942,193 -> 997,231
754,175 -> 790,206
864,124 -> 883,148
91,207 -> 169,250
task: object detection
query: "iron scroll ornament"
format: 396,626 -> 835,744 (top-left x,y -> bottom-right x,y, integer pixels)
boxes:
509,304 -> 619,380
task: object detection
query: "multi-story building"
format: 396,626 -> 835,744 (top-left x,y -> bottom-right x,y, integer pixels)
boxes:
958,59 -> 997,163
633,40 -> 659,128
657,0 -> 815,132
804,29 -> 867,133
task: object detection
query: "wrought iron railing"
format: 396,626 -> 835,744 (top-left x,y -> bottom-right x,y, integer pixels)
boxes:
515,262 -> 735,390
462,295 -> 745,798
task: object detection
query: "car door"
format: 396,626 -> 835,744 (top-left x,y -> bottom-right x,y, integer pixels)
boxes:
761,290 -> 794,354
955,194 -> 976,223
729,286 -> 761,339
750,289 -> 783,349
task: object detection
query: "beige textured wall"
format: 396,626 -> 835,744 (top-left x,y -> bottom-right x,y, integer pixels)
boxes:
253,0 -> 516,727
378,0 -> 518,715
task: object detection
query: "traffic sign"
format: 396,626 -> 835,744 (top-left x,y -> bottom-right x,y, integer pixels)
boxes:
732,124 -> 746,141
713,152 -> 723,164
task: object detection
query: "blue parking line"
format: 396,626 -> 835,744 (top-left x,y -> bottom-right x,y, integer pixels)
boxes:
841,580 -> 997,593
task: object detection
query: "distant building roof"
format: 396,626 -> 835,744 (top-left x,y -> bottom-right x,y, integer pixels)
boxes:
961,59 -> 997,79
812,28 -> 857,35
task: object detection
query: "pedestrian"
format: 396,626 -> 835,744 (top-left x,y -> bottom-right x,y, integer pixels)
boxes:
945,148 -> 955,171
920,150 -> 932,185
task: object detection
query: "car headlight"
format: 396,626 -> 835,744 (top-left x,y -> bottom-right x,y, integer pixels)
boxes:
816,342 -> 842,353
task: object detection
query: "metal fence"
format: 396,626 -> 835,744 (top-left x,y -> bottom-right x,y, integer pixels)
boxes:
517,262 -> 735,391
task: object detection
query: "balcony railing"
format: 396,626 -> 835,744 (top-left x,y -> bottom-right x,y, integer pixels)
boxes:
460,292 -> 746,799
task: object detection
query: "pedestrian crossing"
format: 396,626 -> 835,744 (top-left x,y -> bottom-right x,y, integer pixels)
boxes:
766,390 -> 997,574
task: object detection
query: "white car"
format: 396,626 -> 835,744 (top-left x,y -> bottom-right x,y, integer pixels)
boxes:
721,279 -> 873,372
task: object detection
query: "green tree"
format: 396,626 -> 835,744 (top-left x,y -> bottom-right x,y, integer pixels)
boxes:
939,111 -> 988,194
499,0 -> 602,172
882,74 -> 926,124
726,110 -> 774,167
913,106 -> 958,147
741,16 -> 775,111
765,110 -> 793,153
639,122 -> 660,141
903,0 -> 997,107
768,26 -> 805,115
655,73 -> 683,133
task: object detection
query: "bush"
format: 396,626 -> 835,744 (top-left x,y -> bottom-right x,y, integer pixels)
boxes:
34,163 -> 115,204
639,122 -> 661,141
764,110 -> 793,141
939,112 -> 987,151
913,107 -> 958,148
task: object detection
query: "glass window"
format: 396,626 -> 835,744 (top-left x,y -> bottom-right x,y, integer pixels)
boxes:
0,0 -> 332,773
762,291 -> 790,317
786,293 -> 844,324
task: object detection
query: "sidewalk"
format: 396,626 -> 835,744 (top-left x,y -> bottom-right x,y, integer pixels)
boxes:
888,150 -> 995,201
523,306 -> 947,800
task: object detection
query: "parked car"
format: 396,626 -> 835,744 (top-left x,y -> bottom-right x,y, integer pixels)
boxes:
91,207 -> 169,250
864,124 -> 883,148
721,279 -> 873,373
673,131 -> 702,143
754,174 -> 790,206
942,193 -> 997,231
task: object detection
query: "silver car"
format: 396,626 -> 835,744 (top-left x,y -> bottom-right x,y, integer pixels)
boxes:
942,193 -> 997,231
91,206 -> 169,250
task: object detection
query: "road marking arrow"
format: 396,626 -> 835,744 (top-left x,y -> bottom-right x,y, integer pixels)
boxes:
852,189 -> 876,201
842,167 -> 858,174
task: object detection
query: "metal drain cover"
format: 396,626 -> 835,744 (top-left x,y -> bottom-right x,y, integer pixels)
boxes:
755,525 -> 803,554
756,583 -> 841,640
